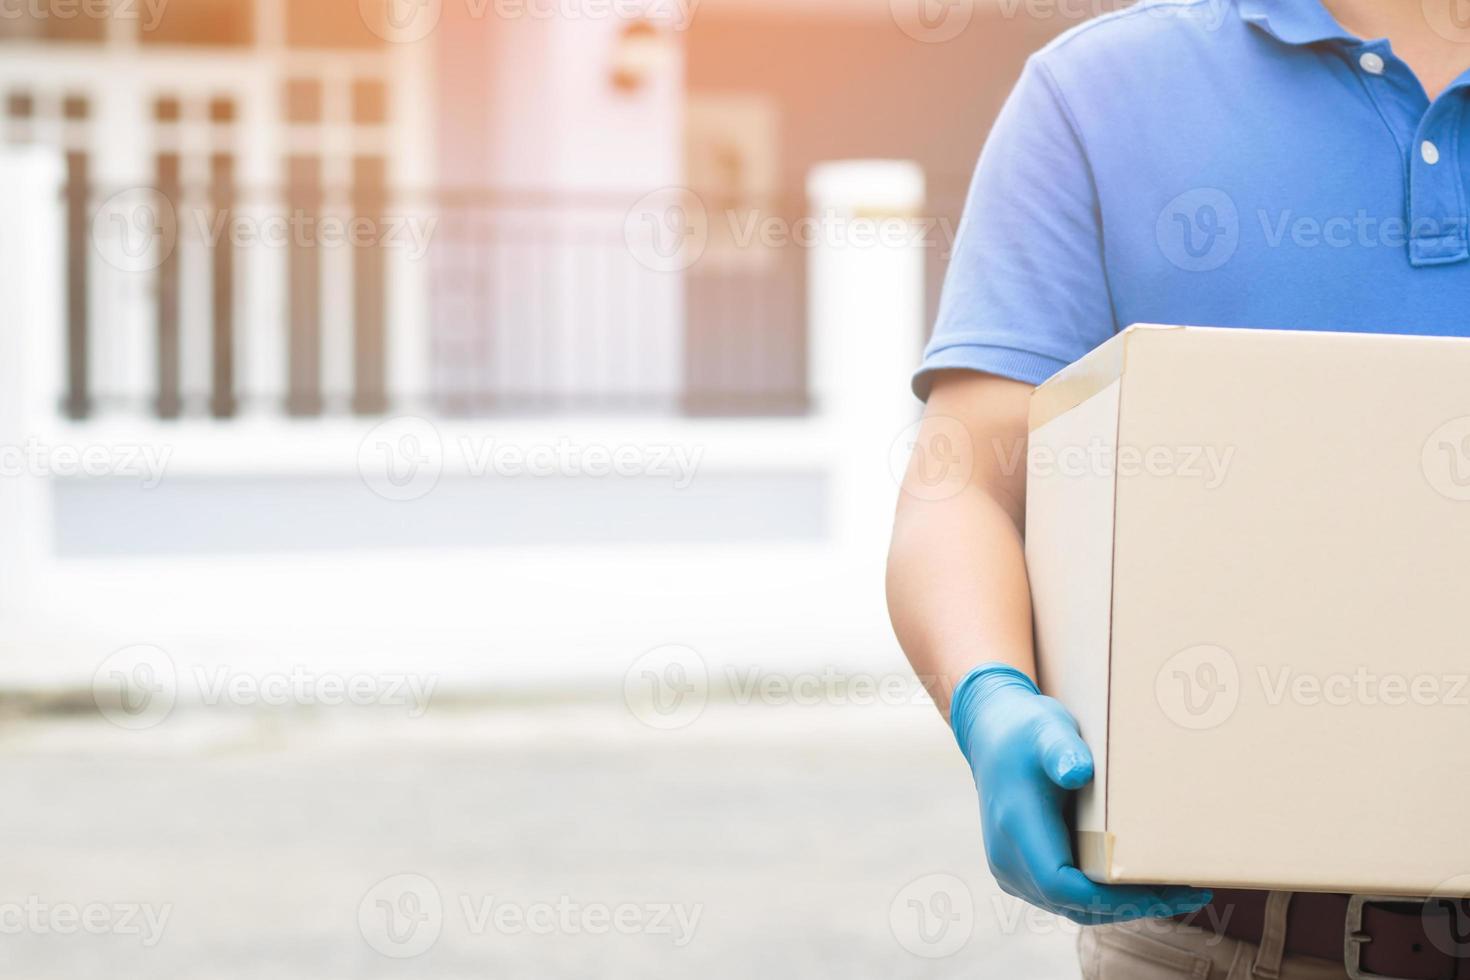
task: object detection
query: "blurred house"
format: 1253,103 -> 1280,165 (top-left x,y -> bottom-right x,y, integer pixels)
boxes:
0,0 -> 1076,691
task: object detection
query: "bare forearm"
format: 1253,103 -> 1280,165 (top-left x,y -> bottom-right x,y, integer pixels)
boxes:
885,373 -> 1037,720
887,483 -> 1035,721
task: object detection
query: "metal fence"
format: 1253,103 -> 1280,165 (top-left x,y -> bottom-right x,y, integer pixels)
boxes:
429,190 -> 809,418
63,167 -> 813,422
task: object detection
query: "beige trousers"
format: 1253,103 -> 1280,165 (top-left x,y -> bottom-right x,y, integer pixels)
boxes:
1078,893 -> 1348,980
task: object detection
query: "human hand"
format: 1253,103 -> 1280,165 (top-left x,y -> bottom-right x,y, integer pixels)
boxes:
950,663 -> 1212,924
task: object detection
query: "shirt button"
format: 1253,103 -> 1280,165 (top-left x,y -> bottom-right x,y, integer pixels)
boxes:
1422,140 -> 1441,165
1359,51 -> 1385,74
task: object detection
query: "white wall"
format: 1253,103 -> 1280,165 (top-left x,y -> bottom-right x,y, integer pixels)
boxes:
477,11 -> 683,190
0,153 -> 924,698
441,8 -> 688,407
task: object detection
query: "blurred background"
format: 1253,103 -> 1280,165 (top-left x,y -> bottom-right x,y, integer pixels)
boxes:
0,0 -> 1100,975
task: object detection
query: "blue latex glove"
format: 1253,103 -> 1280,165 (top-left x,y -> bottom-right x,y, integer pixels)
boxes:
950,663 -> 1212,924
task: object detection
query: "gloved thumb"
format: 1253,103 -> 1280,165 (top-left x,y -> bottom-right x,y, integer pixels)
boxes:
1036,721 -> 1094,791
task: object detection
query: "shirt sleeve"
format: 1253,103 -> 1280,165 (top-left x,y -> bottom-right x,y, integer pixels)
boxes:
913,54 -> 1117,399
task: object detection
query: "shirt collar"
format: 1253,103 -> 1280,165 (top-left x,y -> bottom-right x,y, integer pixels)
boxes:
1237,0 -> 1360,46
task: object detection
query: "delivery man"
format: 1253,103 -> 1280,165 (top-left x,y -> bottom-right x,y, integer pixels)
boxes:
887,0 -> 1470,976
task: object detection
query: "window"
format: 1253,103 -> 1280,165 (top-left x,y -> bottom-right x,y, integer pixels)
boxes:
284,80 -> 321,124
0,3 -> 107,42
287,0 -> 384,49
141,0 -> 253,46
352,80 -> 387,125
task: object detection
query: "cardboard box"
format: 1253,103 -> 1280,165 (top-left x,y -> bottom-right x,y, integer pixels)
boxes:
1026,324 -> 1470,897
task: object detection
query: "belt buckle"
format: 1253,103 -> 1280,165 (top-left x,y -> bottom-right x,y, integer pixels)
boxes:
1344,894 -> 1448,980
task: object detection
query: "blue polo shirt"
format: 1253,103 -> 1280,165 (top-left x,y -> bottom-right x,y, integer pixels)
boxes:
916,0 -> 1470,396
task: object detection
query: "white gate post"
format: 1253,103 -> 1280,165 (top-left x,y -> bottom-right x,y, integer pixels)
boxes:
0,148 -> 65,626
807,160 -> 926,561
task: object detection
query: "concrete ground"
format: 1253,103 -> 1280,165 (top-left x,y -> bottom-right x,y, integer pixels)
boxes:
0,697 -> 1081,979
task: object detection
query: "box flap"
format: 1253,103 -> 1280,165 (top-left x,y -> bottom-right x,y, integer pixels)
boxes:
1029,324 -> 1183,431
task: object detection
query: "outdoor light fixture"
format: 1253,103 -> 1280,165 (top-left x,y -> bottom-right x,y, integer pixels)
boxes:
610,19 -> 672,94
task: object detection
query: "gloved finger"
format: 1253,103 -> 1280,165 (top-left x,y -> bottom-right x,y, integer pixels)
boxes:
998,784 -> 1097,912
1043,866 -> 1213,921
1031,712 -> 1094,791
1006,789 -> 1209,918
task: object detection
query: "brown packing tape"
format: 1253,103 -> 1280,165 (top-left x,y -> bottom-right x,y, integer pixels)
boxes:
1076,830 -> 1117,883
1027,324 -> 1185,432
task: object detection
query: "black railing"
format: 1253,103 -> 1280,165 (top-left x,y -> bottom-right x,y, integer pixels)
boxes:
684,195 -> 808,417
62,172 -> 814,421
62,151 -> 90,421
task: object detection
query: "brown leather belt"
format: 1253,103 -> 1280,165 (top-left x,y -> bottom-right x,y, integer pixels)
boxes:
1179,889 -> 1470,980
